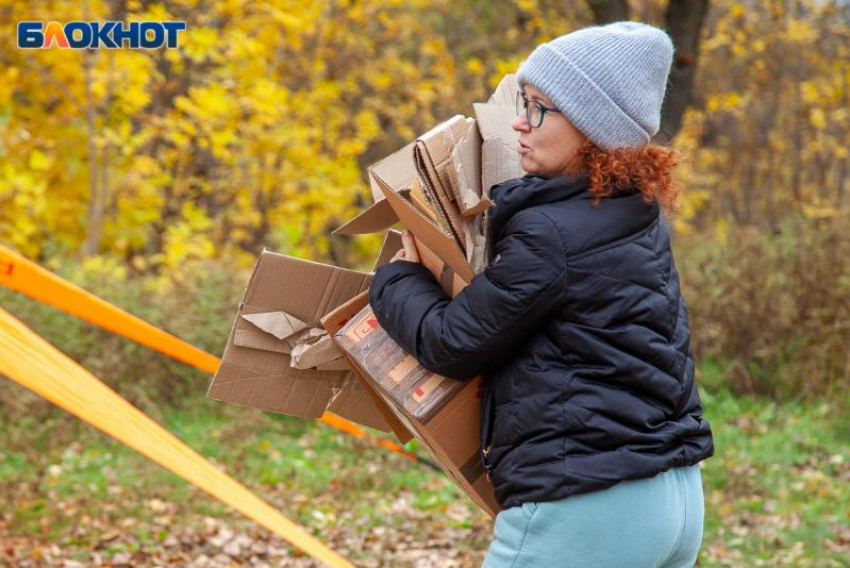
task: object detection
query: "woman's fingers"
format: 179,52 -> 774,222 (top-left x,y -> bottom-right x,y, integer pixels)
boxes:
389,231 -> 420,264
401,230 -> 420,263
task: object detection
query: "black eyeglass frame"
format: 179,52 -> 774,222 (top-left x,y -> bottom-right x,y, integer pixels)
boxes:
515,90 -> 562,128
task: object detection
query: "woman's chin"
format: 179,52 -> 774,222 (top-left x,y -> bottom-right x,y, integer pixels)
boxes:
520,159 -> 550,178
520,155 -> 539,175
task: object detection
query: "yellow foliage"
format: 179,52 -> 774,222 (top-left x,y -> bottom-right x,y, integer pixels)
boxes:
809,108 -> 826,130
714,218 -> 729,245
1,0 -> 846,269
28,150 -> 52,172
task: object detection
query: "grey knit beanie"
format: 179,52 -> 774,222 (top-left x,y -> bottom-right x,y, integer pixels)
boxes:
516,21 -> 674,149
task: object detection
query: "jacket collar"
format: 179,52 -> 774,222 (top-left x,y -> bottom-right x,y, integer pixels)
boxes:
487,172 -> 662,245
488,173 -> 591,241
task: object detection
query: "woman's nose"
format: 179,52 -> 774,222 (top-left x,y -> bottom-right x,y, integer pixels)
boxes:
512,113 -> 531,133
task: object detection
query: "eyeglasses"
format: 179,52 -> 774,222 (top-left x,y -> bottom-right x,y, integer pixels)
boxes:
516,90 -> 562,128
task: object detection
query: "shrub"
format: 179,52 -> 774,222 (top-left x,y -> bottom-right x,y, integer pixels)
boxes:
678,214 -> 850,400
0,256 -> 248,421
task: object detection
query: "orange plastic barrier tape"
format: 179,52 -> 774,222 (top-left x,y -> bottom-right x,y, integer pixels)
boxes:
0,244 -> 219,374
0,306 -> 353,568
0,244 -> 428,466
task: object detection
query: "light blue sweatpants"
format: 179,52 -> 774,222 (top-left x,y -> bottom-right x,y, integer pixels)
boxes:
482,464 -> 705,568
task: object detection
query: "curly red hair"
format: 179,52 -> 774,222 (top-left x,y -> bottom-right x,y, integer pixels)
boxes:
568,140 -> 682,213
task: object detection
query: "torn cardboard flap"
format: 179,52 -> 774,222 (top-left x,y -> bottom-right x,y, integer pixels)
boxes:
464,215 -> 488,275
242,311 -> 309,341
233,305 -> 296,355
239,311 -> 347,371
448,120 -> 490,219
368,141 -> 417,204
446,120 -> 489,275
207,250 -> 393,432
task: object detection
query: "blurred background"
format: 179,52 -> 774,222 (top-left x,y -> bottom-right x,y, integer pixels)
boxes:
0,1 -> 848,566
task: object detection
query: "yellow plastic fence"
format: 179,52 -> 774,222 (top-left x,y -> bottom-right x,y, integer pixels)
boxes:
0,305 -> 353,568
0,243 -> 424,465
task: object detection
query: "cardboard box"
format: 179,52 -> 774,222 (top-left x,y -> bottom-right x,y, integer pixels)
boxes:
323,295 -> 500,518
320,289 -> 413,445
371,168 -> 475,286
333,77 -> 522,276
340,82 -> 525,516
331,134 -> 474,296
207,249 -> 392,432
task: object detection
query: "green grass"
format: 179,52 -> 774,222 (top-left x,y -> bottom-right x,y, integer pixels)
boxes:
1,365 -> 849,566
695,378 -> 850,567
0,393 -> 470,556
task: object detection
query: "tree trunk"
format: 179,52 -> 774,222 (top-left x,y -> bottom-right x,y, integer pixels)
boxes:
81,0 -> 102,257
765,148 -> 779,233
587,0 -> 630,23
657,0 -> 710,142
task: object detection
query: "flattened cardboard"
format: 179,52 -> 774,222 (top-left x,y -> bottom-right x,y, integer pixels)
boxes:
474,102 -> 525,196
207,251 -> 391,432
321,291 -> 414,445
413,116 -> 474,252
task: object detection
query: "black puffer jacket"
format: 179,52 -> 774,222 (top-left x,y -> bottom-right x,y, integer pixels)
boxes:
369,173 -> 714,509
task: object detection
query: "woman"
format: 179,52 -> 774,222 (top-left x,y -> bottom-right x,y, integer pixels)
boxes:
369,21 -> 714,567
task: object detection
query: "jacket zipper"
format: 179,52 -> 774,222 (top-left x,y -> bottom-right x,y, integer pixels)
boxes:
480,388 -> 495,482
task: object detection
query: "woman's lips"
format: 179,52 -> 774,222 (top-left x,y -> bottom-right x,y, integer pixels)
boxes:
518,141 -> 531,155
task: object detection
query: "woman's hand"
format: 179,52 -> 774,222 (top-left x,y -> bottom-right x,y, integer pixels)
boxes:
390,230 -> 421,264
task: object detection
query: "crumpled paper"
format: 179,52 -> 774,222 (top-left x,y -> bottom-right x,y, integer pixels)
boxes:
241,311 -> 348,371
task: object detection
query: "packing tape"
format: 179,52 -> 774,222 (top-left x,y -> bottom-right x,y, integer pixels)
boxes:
0,306 -> 353,568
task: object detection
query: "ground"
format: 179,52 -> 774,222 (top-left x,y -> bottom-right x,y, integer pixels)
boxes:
1,383 -> 849,567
